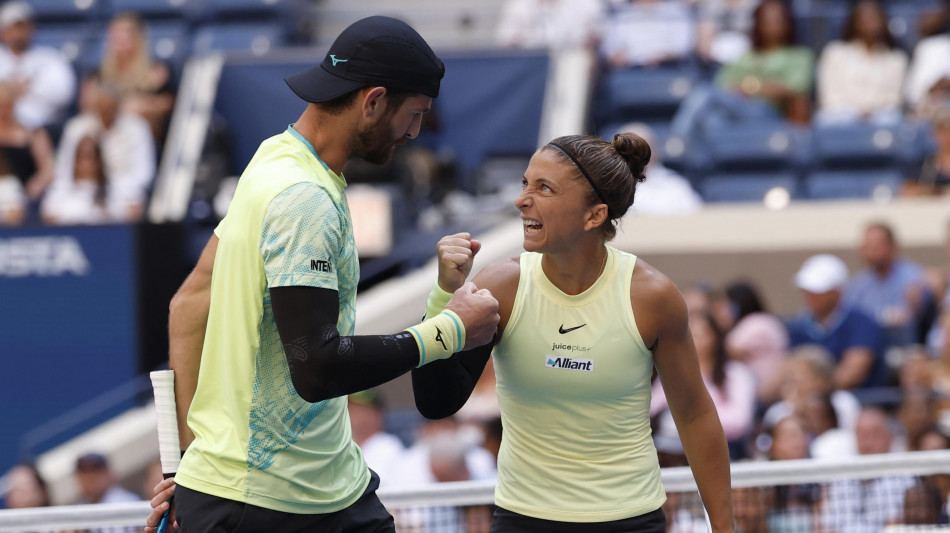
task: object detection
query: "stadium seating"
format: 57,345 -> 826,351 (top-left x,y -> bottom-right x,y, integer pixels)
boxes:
793,1 -> 848,51
108,0 -> 199,21
804,169 -> 905,200
594,64 -> 700,125
30,0 -> 103,24
811,122 -> 904,170
32,24 -> 94,64
700,172 -> 800,203
886,0 -> 946,50
202,0 -> 295,20
702,120 -> 808,174
192,22 -> 288,55
144,21 -> 192,74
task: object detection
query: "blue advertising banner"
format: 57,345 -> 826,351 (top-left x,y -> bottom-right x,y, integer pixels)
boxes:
0,225 -> 139,475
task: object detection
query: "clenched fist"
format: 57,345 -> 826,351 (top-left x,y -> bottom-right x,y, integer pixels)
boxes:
436,233 -> 481,293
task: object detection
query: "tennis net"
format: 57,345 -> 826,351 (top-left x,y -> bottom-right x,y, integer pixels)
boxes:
1,450 -> 948,532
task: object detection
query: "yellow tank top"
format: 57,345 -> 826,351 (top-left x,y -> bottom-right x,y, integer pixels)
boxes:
493,246 -> 666,522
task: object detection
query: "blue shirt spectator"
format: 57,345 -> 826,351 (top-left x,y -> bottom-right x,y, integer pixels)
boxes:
788,254 -> 888,390
787,305 -> 887,389
847,258 -> 928,347
846,223 -> 930,348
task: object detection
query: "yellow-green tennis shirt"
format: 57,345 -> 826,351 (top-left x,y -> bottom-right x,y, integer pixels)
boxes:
493,246 -> 666,522
175,126 -> 369,514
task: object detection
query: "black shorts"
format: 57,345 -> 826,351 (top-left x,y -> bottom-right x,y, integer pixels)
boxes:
490,506 -> 666,533
175,470 -> 394,533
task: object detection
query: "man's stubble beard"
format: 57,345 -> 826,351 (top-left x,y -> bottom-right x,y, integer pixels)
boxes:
352,110 -> 402,165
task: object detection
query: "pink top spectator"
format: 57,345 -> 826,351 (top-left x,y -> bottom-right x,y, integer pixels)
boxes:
726,312 -> 788,400
651,360 -> 757,441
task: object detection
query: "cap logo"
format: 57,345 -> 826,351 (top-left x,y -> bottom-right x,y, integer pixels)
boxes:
329,55 -> 348,67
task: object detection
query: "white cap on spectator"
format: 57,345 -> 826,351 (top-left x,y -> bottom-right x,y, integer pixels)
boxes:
795,254 -> 849,293
0,1 -> 33,29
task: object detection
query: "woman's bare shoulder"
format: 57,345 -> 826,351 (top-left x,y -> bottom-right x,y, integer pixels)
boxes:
473,256 -> 521,292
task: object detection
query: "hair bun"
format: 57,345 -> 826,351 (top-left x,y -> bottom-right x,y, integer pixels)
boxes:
612,132 -> 651,182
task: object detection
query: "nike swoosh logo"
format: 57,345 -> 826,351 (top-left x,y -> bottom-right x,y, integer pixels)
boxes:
558,324 -> 586,334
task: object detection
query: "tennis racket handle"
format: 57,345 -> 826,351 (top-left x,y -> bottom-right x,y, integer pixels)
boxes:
150,370 -> 181,475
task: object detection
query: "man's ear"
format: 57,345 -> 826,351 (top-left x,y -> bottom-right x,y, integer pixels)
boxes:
361,86 -> 388,118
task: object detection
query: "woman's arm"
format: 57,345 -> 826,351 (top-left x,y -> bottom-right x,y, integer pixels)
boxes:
634,261 -> 734,532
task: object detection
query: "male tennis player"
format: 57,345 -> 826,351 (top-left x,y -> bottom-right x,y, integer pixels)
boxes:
146,16 -> 499,532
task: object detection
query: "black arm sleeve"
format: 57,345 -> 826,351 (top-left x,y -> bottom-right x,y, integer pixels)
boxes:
271,286 -> 420,403
411,342 -> 493,419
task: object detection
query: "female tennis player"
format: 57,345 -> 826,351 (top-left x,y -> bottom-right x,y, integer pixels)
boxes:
412,133 -> 735,532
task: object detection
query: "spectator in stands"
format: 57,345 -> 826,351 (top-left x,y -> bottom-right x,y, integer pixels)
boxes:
800,391 -> 857,458
52,78 -> 155,224
899,347 -> 933,391
895,480 -> 945,526
600,0 -> 694,69
787,254 -> 888,389
495,0 -> 606,51
820,408 -> 916,532
916,0 -> 950,40
897,387 -> 938,452
0,1 -> 75,131
723,281 -> 788,403
696,0 -> 758,66
715,0 -> 814,125
96,12 -> 174,143
618,122 -> 702,215
427,431 -> 472,483
682,282 -> 735,333
815,1 -> 908,126
847,222 -> 930,349
768,414 -> 809,461
3,463 -> 50,508
651,312 -> 757,459
347,391 -> 405,489
395,417 -> 496,488
75,452 -> 140,506
902,105 -> 950,197
763,344 -> 862,435
41,135 -> 111,225
921,429 -> 950,452
732,486 -> 772,533
765,415 -> 820,531
0,80 -> 53,223
904,19 -> 950,119
921,219 -> 950,358
75,453 -> 141,533
934,324 -> 950,413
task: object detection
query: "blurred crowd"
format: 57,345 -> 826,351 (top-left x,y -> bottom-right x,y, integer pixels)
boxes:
0,1 -> 173,227
498,0 -> 950,198
653,219 -> 950,528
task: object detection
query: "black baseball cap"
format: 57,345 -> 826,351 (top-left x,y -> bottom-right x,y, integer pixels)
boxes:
285,16 -> 444,103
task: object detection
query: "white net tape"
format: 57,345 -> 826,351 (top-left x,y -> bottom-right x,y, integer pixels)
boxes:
1,450 -> 949,532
